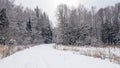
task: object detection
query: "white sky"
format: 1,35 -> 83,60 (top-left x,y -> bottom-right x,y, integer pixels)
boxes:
14,0 -> 120,26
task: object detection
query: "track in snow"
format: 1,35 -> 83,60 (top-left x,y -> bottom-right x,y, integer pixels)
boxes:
0,44 -> 120,68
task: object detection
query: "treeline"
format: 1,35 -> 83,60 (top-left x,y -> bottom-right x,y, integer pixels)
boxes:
0,0 -> 120,46
0,0 -> 52,45
54,3 -> 120,46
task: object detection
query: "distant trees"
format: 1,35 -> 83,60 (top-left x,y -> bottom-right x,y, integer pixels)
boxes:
55,3 -> 120,46
0,0 -> 120,46
33,7 -> 53,44
98,5 -> 120,45
0,0 -> 53,45
56,4 -> 70,45
55,4 -> 90,45
41,13 -> 53,43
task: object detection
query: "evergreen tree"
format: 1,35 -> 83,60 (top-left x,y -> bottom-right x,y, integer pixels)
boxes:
41,13 -> 53,43
0,8 -> 9,28
26,17 -> 32,32
0,8 -> 9,45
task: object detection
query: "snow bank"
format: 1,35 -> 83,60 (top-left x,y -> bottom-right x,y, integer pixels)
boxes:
0,44 -> 120,68
55,45 -> 120,64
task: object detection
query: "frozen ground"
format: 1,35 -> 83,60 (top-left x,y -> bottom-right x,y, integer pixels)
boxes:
55,45 -> 120,64
0,44 -> 120,68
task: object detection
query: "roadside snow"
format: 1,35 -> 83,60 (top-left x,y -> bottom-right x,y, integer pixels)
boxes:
0,44 -> 120,68
55,45 -> 120,64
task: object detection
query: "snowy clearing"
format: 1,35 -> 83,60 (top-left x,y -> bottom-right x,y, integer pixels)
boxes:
0,44 -> 120,68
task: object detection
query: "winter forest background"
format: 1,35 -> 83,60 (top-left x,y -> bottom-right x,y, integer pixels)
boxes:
0,0 -> 120,46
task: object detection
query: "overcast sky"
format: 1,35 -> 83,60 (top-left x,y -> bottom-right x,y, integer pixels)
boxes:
15,0 -> 120,26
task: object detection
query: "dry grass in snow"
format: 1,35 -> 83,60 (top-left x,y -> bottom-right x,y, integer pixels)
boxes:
0,45 -> 35,58
55,45 -> 120,64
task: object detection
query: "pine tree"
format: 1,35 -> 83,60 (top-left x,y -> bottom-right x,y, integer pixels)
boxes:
0,8 -> 9,28
41,13 -> 52,43
26,17 -> 32,32
0,8 -> 9,45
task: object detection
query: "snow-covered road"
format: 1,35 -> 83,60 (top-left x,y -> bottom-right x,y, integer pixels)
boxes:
0,44 -> 120,68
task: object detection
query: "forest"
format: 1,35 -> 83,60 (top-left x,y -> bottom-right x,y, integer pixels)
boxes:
0,0 -> 52,45
54,3 -> 120,46
0,0 -> 120,67
0,0 -> 120,46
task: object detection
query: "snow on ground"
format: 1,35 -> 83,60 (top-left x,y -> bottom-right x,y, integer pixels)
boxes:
0,44 -> 120,68
55,45 -> 120,64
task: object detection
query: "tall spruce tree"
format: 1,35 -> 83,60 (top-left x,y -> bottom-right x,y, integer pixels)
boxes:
26,17 -> 32,32
0,8 -> 9,45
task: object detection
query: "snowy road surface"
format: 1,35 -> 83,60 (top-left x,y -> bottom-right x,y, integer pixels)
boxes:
0,44 -> 120,68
